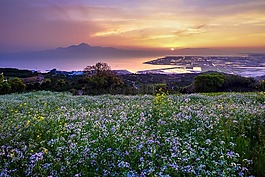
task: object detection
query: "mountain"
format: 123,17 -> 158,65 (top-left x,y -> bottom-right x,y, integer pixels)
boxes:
0,43 -> 241,71
0,43 -> 159,60
0,43 -> 163,71
49,44 -> 233,56
0,43 -> 235,61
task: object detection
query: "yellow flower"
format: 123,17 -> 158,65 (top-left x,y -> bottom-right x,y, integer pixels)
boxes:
39,116 -> 44,121
26,120 -> 30,126
43,148 -> 48,154
10,152 -> 14,157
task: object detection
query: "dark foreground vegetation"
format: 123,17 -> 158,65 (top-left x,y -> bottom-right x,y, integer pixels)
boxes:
1,63 -> 265,95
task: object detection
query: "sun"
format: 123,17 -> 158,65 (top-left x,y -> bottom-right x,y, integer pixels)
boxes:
170,48 -> 175,51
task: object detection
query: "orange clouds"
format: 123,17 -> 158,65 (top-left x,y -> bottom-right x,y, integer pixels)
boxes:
0,0 -> 265,52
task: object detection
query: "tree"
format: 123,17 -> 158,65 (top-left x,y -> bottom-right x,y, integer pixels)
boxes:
41,78 -> 52,90
193,72 -> 225,92
84,62 -> 111,77
221,74 -> 256,91
0,73 -> 4,83
83,62 -> 123,94
260,80 -> 265,91
0,73 -> 11,94
57,79 -> 66,87
8,77 -> 26,93
0,82 -> 11,94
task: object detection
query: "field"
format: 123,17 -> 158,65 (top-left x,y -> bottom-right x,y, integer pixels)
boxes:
0,91 -> 265,177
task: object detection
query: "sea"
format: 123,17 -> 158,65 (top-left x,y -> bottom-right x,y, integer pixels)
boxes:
0,56 -> 175,73
1,55 -> 265,77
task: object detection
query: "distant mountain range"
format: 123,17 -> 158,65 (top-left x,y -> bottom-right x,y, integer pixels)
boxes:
0,43 -> 241,61
0,43 -> 160,60
51,43 -> 159,58
1,43 -> 264,72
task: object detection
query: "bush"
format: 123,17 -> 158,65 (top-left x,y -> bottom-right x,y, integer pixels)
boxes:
8,77 -> 26,93
193,72 -> 225,92
222,74 -> 256,91
0,81 -> 11,94
155,83 -> 168,94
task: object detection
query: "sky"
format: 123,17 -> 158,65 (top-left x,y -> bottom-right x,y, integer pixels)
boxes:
1,0 -> 265,52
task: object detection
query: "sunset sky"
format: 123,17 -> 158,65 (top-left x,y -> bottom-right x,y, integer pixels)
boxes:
1,0 -> 265,52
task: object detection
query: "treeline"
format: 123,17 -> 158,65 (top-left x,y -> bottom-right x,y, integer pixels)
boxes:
0,68 -> 38,78
179,72 -> 264,93
1,63 -> 265,95
0,63 -> 126,95
0,73 -> 26,94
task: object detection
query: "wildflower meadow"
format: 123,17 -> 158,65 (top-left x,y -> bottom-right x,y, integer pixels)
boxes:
0,91 -> 265,176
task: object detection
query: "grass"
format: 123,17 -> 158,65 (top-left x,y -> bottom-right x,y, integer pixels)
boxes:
0,91 -> 264,177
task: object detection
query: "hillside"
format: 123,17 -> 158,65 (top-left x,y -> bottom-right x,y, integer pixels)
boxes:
1,91 -> 264,176
1,67 -> 264,95
0,68 -> 37,78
